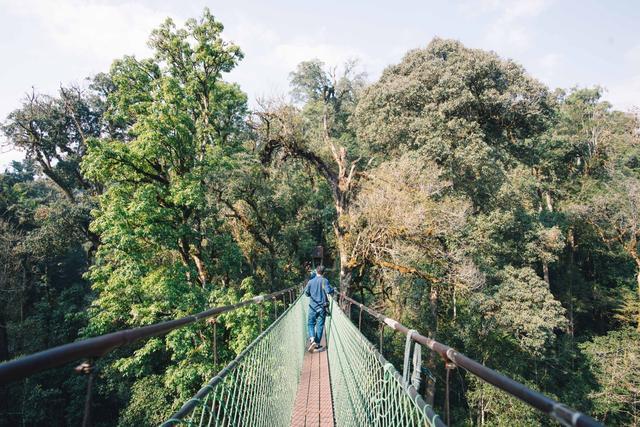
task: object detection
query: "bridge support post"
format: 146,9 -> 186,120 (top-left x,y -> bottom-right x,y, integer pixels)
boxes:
75,360 -> 95,427
207,317 -> 218,367
444,359 -> 456,426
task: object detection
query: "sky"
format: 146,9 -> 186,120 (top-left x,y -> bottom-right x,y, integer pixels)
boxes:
1,0 -> 639,168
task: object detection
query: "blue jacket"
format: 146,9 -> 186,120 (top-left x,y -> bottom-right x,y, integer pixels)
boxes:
304,275 -> 334,312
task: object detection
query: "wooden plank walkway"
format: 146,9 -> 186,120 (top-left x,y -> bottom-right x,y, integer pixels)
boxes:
290,335 -> 334,427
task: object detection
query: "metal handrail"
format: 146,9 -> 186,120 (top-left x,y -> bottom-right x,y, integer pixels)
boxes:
0,286 -> 297,384
339,292 -> 602,427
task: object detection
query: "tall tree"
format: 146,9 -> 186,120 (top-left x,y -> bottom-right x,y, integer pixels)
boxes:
256,59 -> 367,293
1,78 -> 120,254
81,10 -> 252,423
83,9 -> 246,290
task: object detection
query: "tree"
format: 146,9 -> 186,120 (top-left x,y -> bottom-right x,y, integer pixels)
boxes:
0,162 -> 91,426
354,38 -> 554,211
1,79 -> 120,254
83,8 -> 246,290
256,59 -> 367,293
345,152 -> 476,402
81,10 -> 253,423
488,266 -> 567,356
217,157 -> 332,289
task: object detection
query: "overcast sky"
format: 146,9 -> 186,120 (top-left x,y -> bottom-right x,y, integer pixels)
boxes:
1,0 -> 639,168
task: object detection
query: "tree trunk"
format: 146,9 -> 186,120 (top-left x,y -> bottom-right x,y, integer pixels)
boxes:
543,261 -> 550,285
267,245 -> 278,292
333,179 -> 356,295
333,218 -> 353,295
338,250 -> 353,295
0,312 -> 8,362
542,189 -> 552,286
567,229 -> 576,339
0,341 -> 6,420
630,253 -> 640,331
191,253 -> 209,288
479,387 -> 486,426
636,269 -> 640,331
544,190 -> 553,212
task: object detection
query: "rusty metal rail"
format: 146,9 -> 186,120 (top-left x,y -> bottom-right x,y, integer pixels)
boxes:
338,293 -> 602,427
0,286 -> 298,385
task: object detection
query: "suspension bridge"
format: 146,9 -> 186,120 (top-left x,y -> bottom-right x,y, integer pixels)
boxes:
0,284 -> 603,427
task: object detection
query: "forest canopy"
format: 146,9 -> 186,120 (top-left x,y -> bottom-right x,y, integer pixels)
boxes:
1,8 -> 639,426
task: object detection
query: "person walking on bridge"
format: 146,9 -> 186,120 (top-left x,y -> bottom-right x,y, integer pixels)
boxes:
304,265 -> 334,352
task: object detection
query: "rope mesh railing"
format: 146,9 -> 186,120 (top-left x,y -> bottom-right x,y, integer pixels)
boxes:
326,298 -> 445,427
162,295 -> 307,427
1,272 -> 605,427
338,293 -> 603,427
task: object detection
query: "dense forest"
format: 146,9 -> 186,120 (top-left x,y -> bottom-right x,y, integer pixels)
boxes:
1,9 -> 639,426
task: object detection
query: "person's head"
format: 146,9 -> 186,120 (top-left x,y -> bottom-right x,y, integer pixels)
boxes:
316,265 -> 325,276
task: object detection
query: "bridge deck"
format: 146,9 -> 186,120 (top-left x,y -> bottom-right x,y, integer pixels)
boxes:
290,335 -> 334,426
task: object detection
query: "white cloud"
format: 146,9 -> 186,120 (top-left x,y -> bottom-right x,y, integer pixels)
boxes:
471,0 -> 553,50
605,44 -> 640,112
536,52 -> 562,83
486,25 -> 530,49
501,0 -> 550,21
0,0 -> 171,62
607,75 -> 640,112
0,146 -> 24,170
625,44 -> 640,68
273,42 -> 365,71
222,15 -> 377,105
0,0 -> 181,168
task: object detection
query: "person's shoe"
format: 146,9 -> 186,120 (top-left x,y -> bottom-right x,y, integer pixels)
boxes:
307,338 -> 317,352
313,345 -> 325,352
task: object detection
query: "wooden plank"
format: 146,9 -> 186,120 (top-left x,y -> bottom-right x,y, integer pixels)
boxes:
290,334 -> 334,427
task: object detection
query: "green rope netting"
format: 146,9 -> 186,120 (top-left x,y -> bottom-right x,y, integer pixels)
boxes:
163,293 -> 442,427
161,296 -> 307,427
326,298 -> 444,427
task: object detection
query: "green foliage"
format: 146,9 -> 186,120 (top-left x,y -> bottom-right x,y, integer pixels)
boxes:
75,10 -> 324,425
466,376 -> 540,426
118,375 -> 174,426
355,38 -> 554,209
77,10 -> 255,423
353,39 -> 638,425
580,328 -> 640,425
488,266 -> 567,356
0,162 -> 91,426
